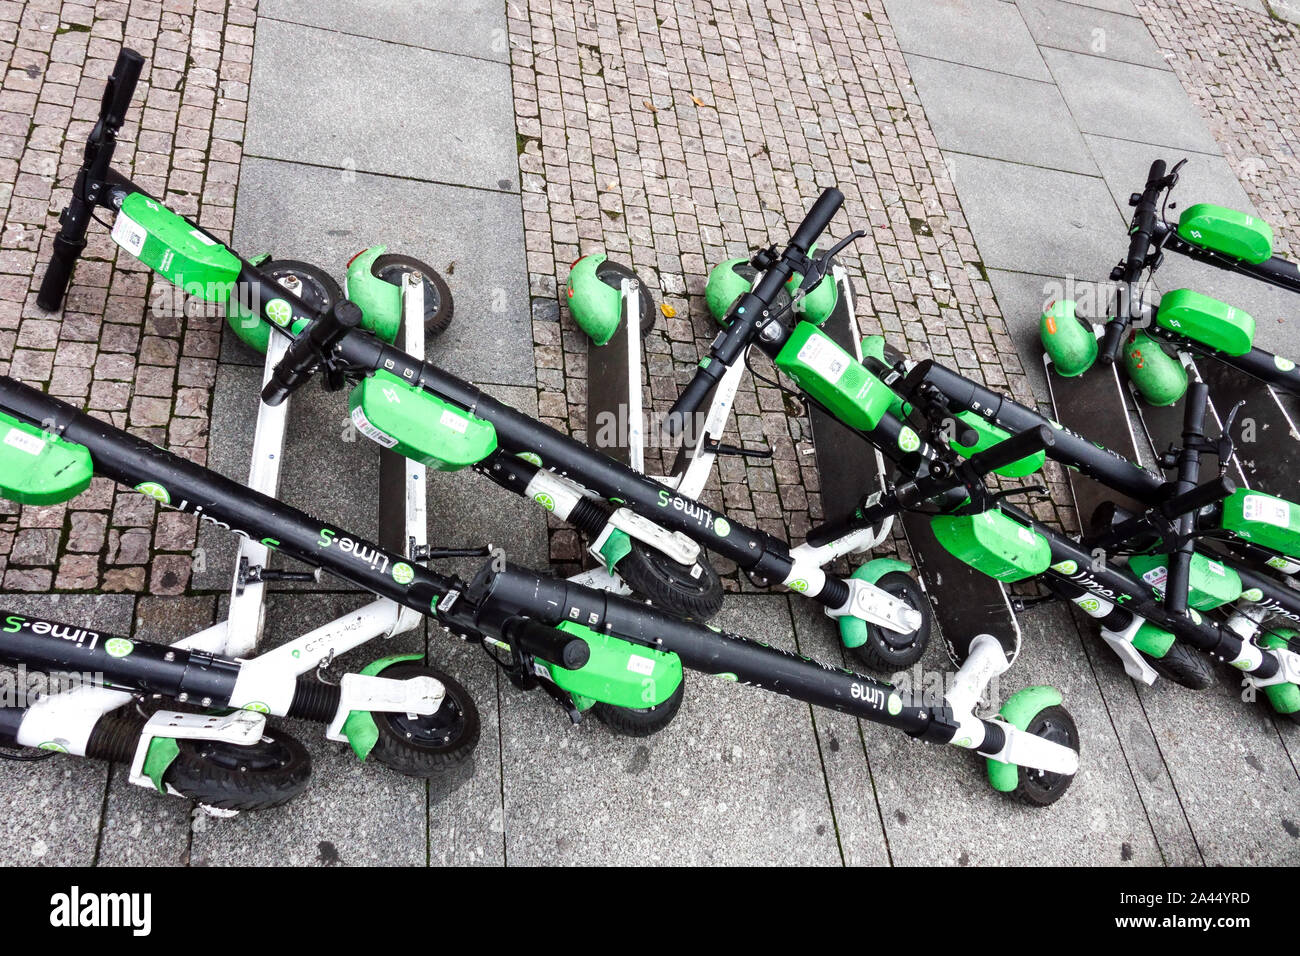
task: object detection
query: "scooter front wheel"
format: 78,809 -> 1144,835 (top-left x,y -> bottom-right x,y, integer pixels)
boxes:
592,674 -> 686,737
1141,642 -> 1212,690
1005,704 -> 1079,807
166,728 -> 312,811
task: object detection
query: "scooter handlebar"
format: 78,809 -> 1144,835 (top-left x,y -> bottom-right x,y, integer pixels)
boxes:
101,48 -> 145,133
261,300 -> 362,406
663,359 -> 723,438
503,618 -> 591,670
968,425 -> 1057,476
789,187 -> 844,254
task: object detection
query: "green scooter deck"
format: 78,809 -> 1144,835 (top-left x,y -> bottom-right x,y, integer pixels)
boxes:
811,277 -> 1020,664
1043,355 -> 1145,534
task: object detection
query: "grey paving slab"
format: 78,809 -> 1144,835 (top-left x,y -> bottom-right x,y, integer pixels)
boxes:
234,157 -> 534,386
97,596 -> 222,867
189,593 -> 429,866
796,596 -> 1164,865
1084,134 -> 1299,357
985,267 -> 1064,406
1041,48 -> 1220,155
246,18 -> 517,192
1054,0 -> 1138,15
884,0 -> 1051,81
260,0 -> 510,63
905,56 -> 1095,175
500,595 -> 843,865
1017,0 -> 1169,70
787,598 -> 895,866
1135,668 -> 1300,865
0,594 -> 134,865
944,152 -> 1122,280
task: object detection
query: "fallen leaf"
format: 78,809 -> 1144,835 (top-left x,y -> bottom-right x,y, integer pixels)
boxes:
661,303 -> 677,318
691,95 -> 705,107
643,100 -> 657,113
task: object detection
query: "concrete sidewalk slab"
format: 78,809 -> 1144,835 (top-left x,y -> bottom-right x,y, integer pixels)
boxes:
246,18 -> 516,191
1017,0 -> 1170,70
905,56 -> 1095,175
884,0 -> 1050,81
944,153 -> 1121,279
984,267 -> 1062,404
1135,671 -> 1300,865
498,596 -> 844,865
234,157 -> 534,387
1083,134 -> 1299,356
1056,0 -> 1139,14
1041,48 -> 1220,154
0,594 -> 135,866
260,0 -> 510,63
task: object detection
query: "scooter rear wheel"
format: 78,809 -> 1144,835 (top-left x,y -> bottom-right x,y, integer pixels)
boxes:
619,541 -> 725,621
852,571 -> 931,671
366,662 -> 481,776
165,728 -> 311,810
1141,642 -> 1212,690
369,253 -> 454,337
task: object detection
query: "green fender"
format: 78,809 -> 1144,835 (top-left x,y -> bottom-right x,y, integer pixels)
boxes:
1132,621 -> 1176,659
1125,331 -> 1187,406
340,653 -> 425,761
141,735 -> 181,793
597,528 -> 633,575
987,685 -> 1062,793
344,245 -> 403,345
566,253 -> 622,345
705,257 -> 754,325
786,268 -> 837,326
838,558 -> 912,649
1260,631 -> 1300,716
1040,299 -> 1097,377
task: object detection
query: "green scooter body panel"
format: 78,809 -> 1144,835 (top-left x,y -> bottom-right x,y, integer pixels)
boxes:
1127,552 -> 1243,610
544,622 -> 682,708
112,192 -> 242,297
1039,299 -> 1097,377
775,322 -> 893,431
1155,288 -> 1254,357
1220,488 -> 1300,557
0,412 -> 93,505
951,411 -> 1045,478
1177,203 -> 1273,264
1259,632 -> 1300,715
565,254 -> 621,345
1124,330 -> 1187,406
344,245 -> 403,345
348,370 -> 497,471
929,510 -> 1051,583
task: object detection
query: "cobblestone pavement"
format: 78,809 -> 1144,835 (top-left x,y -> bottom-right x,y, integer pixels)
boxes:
1135,0 -> 1299,257
510,0 -> 1077,583
0,0 -> 254,594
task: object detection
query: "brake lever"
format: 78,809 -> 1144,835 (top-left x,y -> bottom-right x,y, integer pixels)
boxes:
1215,400 -> 1245,475
797,229 -> 867,293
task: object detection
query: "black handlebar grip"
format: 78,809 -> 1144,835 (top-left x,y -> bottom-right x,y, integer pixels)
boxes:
1159,475 -> 1235,521
36,233 -> 86,312
102,48 -> 145,131
504,618 -> 591,670
261,300 -> 362,406
663,360 -> 722,438
789,187 -> 844,254
968,425 -> 1056,476
1145,159 -> 1167,188
1099,317 -> 1128,365
1181,382 -> 1209,439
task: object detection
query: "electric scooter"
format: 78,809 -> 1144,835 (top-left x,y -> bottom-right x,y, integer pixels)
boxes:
35,48 -> 934,675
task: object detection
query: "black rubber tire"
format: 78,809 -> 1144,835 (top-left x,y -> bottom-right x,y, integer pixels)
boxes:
163,728 -> 311,811
850,571 -> 932,671
261,259 -> 343,315
366,662 -> 480,777
370,253 -> 454,337
1141,641 -> 1213,690
1009,704 -> 1079,807
592,674 -> 686,737
619,541 -> 725,621
595,259 -> 656,338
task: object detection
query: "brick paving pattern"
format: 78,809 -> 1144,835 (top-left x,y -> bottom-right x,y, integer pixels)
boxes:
509,0 -> 1075,581
1136,0 -> 1299,256
0,0 -> 255,594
